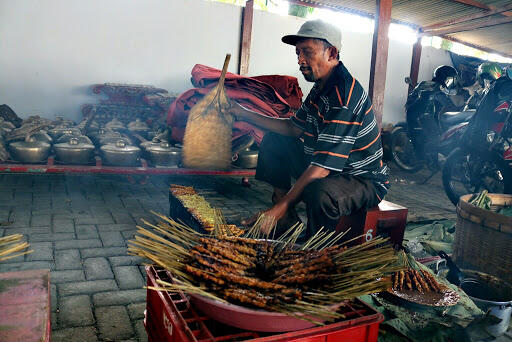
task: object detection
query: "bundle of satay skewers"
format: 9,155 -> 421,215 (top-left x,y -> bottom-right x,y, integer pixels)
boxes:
391,252 -> 445,294
0,234 -> 32,262
128,211 -> 405,323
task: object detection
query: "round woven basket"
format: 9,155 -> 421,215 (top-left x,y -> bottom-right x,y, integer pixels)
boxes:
454,194 -> 512,284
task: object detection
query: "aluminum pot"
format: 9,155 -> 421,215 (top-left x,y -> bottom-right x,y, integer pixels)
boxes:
100,139 -> 140,166
98,131 -> 132,146
54,137 -> 95,164
9,136 -> 51,163
105,117 -> 125,131
233,148 -> 258,169
144,141 -> 181,167
128,118 -> 150,138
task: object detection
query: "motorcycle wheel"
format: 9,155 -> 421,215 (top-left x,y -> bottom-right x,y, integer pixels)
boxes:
390,126 -> 423,172
442,148 -> 507,206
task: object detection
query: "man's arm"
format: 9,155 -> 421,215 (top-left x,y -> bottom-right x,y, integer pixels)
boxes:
231,102 -> 303,137
258,164 -> 329,234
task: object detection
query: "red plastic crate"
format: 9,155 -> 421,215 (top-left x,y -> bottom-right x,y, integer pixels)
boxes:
144,266 -> 384,342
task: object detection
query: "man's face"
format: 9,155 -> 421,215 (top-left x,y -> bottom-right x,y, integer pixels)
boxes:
295,38 -> 334,83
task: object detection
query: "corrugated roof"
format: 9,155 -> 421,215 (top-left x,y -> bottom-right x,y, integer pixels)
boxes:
292,0 -> 512,57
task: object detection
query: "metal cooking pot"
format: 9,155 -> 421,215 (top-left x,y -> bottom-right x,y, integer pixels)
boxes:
100,139 -> 140,166
105,117 -> 125,131
54,137 -> 95,164
128,118 -> 150,138
9,136 -> 51,163
233,148 -> 258,169
144,141 -> 181,167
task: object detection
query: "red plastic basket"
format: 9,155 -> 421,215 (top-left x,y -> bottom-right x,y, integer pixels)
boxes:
144,266 -> 384,342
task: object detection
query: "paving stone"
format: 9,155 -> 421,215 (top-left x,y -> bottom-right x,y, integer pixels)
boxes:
127,302 -> 146,320
51,326 -> 98,342
112,212 -> 136,224
109,255 -> 145,267
51,270 -> 85,283
59,295 -> 94,327
30,214 -> 51,227
134,319 -> 148,342
113,266 -> 145,289
92,289 -> 146,306
55,239 -> 102,250
97,223 -> 134,232
51,283 -> 57,312
53,218 -> 75,233
26,241 -> 53,261
5,227 -> 49,236
96,306 -> 134,340
99,231 -> 125,247
55,249 -> 82,270
84,257 -> 114,280
0,261 -> 53,272
75,224 -> 99,239
121,229 -> 137,240
30,233 -> 75,242
59,279 -> 118,297
81,247 -> 127,258
76,213 -> 114,225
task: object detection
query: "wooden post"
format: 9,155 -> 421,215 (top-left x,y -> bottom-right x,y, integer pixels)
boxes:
368,0 -> 392,129
238,0 -> 254,76
408,38 -> 422,93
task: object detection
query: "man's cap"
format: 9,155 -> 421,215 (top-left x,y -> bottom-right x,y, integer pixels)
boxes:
282,19 -> 342,52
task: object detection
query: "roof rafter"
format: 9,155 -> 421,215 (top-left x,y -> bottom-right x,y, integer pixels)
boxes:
422,2 -> 512,30
450,0 -> 512,16
422,15 -> 512,35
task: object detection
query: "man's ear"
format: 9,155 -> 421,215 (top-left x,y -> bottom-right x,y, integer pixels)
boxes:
328,46 -> 339,61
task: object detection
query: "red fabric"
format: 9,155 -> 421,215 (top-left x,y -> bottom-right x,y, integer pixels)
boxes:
252,75 -> 303,110
167,64 -> 303,144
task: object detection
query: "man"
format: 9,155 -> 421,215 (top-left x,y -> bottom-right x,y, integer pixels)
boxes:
230,19 -> 389,240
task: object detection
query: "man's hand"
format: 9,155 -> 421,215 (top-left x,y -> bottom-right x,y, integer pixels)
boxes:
257,201 -> 290,235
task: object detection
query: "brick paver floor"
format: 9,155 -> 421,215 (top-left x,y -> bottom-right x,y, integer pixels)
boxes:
0,165 -> 457,341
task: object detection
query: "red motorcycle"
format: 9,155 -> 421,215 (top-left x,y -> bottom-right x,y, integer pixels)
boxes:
442,73 -> 512,205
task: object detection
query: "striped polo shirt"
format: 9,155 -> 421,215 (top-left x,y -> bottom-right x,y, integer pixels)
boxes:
290,62 -> 389,199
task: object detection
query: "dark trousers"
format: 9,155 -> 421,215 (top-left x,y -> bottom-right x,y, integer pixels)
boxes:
256,132 -> 382,240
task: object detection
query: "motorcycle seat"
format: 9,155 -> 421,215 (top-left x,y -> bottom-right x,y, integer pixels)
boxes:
440,110 -> 475,128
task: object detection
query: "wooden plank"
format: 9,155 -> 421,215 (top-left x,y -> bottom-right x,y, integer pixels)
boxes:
450,0 -> 512,16
423,15 -> 512,36
441,35 -> 512,59
238,0 -> 254,76
408,39 -> 422,93
423,3 -> 512,30
368,0 -> 392,129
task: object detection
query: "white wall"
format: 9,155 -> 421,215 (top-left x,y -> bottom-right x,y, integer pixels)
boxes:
0,0 -> 241,121
0,0 -> 453,124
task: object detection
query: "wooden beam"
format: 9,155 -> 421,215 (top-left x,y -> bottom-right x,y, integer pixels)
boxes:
368,0 -> 392,129
423,3 -> 512,30
423,15 -> 512,36
451,0 -> 512,16
408,39 -> 422,93
238,0 -> 254,75
442,35 -> 512,59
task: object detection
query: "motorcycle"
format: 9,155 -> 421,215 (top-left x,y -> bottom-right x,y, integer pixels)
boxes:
442,74 -> 512,205
390,78 -> 473,176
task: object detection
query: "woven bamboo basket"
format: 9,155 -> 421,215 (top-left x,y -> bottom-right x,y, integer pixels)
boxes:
182,54 -> 234,170
454,194 -> 512,284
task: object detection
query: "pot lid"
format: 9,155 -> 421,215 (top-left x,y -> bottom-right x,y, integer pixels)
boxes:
146,141 -> 181,153
55,137 -> 95,150
57,133 -> 93,145
31,131 -> 53,144
101,139 -> 140,153
128,118 -> 149,131
105,117 -> 125,130
10,139 -> 51,148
